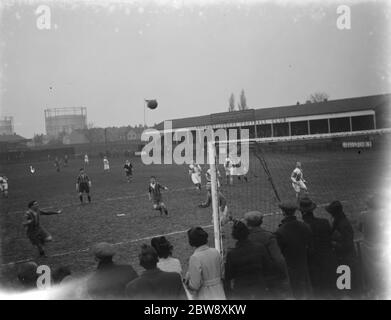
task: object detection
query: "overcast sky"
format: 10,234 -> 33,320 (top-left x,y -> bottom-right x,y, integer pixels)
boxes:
0,0 -> 390,138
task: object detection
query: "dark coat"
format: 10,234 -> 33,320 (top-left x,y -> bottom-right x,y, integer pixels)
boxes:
248,226 -> 287,277
302,213 -> 337,297
87,260 -> 138,299
275,216 -> 313,299
224,239 -> 271,299
331,213 -> 361,295
125,268 -> 187,300
331,214 -> 356,264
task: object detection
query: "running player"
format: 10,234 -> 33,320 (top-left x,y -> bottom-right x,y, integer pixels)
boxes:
103,156 -> 110,172
64,154 -> 69,167
148,176 -> 169,216
23,200 -> 62,257
0,175 -> 8,198
188,161 -> 202,190
233,160 -> 248,183
76,168 -> 92,204
124,160 -> 133,182
224,156 -> 233,185
291,161 -> 307,200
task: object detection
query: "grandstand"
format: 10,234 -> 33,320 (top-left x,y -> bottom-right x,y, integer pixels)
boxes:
155,93 -> 390,138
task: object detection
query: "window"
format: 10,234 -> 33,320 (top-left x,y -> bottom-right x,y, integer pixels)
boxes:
309,119 -> 329,134
291,121 -> 308,136
273,122 -> 289,137
351,115 -> 374,131
257,124 -> 272,138
330,117 -> 350,133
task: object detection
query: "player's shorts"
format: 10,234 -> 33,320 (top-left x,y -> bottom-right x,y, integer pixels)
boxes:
0,183 -> 8,192
292,181 -> 307,193
125,171 -> 132,177
191,173 -> 201,185
27,226 -> 52,245
104,164 -> 110,170
79,183 -> 90,193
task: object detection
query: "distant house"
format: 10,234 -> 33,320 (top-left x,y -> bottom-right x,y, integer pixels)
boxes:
63,131 -> 89,145
0,134 -> 31,152
126,129 -> 141,141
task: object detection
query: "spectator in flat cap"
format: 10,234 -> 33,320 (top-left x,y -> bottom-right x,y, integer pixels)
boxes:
125,244 -> 187,300
185,227 -> 226,300
151,236 -> 182,275
87,242 -> 138,299
224,220 -> 271,299
244,211 -> 289,298
299,197 -> 337,298
326,201 -> 360,296
17,262 -> 39,290
359,193 -> 386,297
275,201 -> 313,299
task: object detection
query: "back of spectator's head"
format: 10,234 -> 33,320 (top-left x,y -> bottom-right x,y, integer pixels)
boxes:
151,236 -> 173,259
187,227 -> 208,248
232,220 -> 250,241
244,211 -> 263,227
17,262 -> 38,289
92,242 -> 115,261
279,201 -> 298,216
299,197 -> 317,214
325,200 -> 344,218
139,244 -> 159,270
52,266 -> 71,284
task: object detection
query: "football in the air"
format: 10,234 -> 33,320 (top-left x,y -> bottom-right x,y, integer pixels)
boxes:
146,99 -> 158,110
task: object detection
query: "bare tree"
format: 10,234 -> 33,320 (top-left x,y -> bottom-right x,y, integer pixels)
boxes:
308,92 -> 329,103
238,89 -> 248,110
228,93 -> 235,112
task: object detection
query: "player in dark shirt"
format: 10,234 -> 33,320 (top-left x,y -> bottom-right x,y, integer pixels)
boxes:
76,168 -> 92,204
124,160 -> 133,183
148,176 -> 168,216
54,157 -> 61,172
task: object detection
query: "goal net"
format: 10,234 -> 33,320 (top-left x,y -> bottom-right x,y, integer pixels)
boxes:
208,128 -> 391,254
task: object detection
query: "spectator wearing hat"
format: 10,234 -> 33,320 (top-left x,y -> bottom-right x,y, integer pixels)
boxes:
224,221 -> 271,299
185,227 -> 226,300
299,197 -> 337,298
275,202 -> 313,299
87,242 -> 138,299
151,236 -> 182,275
326,201 -> 360,295
125,245 -> 187,300
244,211 -> 289,298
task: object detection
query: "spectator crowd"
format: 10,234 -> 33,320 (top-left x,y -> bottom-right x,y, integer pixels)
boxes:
11,195 -> 385,300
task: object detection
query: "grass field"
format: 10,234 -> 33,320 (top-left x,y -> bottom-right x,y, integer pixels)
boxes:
0,147 -> 387,289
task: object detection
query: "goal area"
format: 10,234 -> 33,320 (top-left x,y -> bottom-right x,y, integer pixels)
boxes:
207,128 -> 391,254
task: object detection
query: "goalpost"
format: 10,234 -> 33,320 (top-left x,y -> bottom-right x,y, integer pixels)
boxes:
208,128 -> 391,256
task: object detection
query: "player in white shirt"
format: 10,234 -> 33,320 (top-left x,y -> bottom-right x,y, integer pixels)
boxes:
0,175 -> 9,198
103,156 -> 110,172
291,162 -> 307,199
84,154 -> 89,166
188,161 -> 202,190
224,156 -> 233,185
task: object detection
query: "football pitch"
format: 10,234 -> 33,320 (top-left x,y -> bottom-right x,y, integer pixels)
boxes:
0,148 -> 386,287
